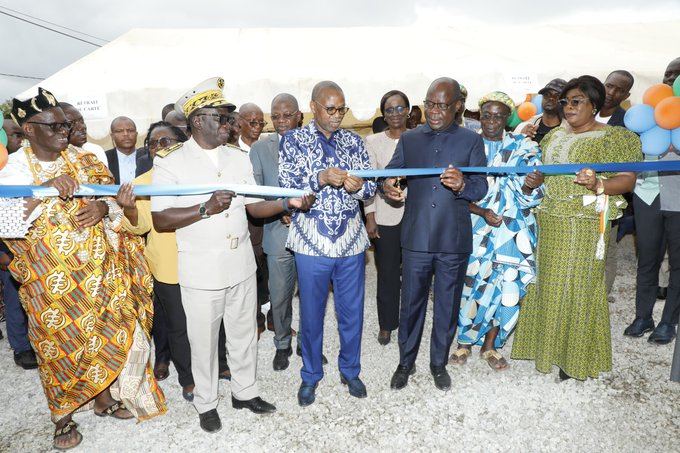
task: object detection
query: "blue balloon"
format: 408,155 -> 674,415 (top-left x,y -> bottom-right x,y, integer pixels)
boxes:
641,125 -> 671,156
531,95 -> 543,115
672,127 -> 680,151
624,104 -> 656,133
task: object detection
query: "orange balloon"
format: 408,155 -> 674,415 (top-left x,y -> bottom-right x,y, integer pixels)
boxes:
517,102 -> 537,121
654,96 -> 680,130
643,83 -> 674,107
0,143 -> 7,171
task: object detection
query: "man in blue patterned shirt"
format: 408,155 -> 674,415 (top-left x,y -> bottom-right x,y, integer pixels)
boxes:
279,81 -> 376,406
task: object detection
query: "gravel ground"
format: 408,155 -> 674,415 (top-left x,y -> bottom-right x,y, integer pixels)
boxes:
1,235 -> 679,452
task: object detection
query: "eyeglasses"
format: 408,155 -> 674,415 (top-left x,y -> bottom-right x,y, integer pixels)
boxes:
148,136 -> 179,149
196,113 -> 231,125
314,100 -> 350,116
27,121 -> 73,132
240,117 -> 267,128
558,97 -> 590,108
480,113 -> 508,122
270,111 -> 299,121
384,106 -> 407,115
423,100 -> 453,111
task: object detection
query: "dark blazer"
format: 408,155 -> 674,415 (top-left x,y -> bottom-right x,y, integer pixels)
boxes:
607,106 -> 627,127
105,148 -> 149,183
386,122 -> 487,254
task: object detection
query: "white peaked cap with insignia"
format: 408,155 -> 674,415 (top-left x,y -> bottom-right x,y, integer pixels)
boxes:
175,77 -> 236,117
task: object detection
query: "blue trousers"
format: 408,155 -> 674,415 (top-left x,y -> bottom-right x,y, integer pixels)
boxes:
1,269 -> 31,353
296,252 -> 365,385
398,249 -> 469,369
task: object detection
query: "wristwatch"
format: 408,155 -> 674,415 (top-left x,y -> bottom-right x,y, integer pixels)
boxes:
198,202 -> 210,219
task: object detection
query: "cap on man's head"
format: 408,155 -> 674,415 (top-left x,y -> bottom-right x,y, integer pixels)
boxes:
538,78 -> 567,95
478,91 -> 515,111
11,87 -> 59,126
176,77 -> 236,118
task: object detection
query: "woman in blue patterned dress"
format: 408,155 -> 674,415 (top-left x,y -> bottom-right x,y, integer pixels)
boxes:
449,92 -> 544,370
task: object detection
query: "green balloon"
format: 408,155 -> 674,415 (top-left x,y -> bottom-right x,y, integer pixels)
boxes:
506,108 -> 521,128
0,128 -> 6,147
674,76 -> 680,97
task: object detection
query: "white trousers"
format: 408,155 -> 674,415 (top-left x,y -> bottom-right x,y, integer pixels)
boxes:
181,273 -> 259,414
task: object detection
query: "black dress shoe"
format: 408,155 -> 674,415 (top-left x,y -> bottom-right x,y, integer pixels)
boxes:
558,369 -> 572,381
266,310 -> 275,331
648,322 -> 677,345
231,396 -> 276,414
340,375 -> 367,398
296,344 -> 328,365
13,349 -> 38,370
378,329 -> 391,346
273,347 -> 293,371
153,361 -> 169,381
623,317 -> 655,337
298,382 -> 317,407
390,364 -> 415,390
430,366 -> 451,391
657,286 -> 668,300
198,409 -> 221,433
182,384 -> 195,402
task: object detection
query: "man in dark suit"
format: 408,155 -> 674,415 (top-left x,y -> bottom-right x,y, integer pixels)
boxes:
383,77 -> 487,391
105,116 -> 150,183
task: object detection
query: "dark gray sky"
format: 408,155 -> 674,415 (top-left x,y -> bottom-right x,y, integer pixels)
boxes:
1,0 -> 678,101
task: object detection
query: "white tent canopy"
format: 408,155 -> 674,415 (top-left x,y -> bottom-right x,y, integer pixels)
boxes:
18,23 -> 679,141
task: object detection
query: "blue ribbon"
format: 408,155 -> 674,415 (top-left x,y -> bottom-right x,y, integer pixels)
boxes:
349,160 -> 680,178
0,184 -> 307,198
2,160 -> 679,198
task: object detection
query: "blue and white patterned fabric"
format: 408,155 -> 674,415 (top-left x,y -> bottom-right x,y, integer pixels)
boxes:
279,121 -> 376,257
457,132 -> 544,348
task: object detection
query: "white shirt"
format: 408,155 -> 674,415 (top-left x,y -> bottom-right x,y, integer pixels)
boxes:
116,149 -> 137,184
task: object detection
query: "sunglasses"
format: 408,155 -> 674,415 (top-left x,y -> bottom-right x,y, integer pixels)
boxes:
27,121 -> 73,133
423,100 -> 453,111
384,106 -> 407,115
558,97 -> 590,108
196,113 -> 231,125
314,100 -> 350,116
148,136 -> 179,149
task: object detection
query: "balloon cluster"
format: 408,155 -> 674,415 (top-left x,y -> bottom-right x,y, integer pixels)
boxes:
506,95 -> 544,128
624,78 -> 680,155
0,124 -> 7,171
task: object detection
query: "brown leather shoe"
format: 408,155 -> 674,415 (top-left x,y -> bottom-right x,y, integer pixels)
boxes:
153,361 -> 169,381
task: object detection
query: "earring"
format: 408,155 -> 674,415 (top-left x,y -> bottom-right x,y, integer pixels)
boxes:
592,109 -> 597,115
407,114 -> 411,118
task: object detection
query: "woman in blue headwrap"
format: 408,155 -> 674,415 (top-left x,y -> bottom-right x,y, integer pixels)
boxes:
450,91 -> 544,370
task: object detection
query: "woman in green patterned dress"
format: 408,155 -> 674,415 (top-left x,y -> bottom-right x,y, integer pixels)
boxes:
511,75 -> 642,380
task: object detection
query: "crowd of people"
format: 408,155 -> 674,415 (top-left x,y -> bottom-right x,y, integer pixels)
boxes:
0,56 -> 678,450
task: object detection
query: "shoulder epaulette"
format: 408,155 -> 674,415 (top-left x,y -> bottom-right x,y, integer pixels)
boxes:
225,143 -> 248,153
156,142 -> 183,158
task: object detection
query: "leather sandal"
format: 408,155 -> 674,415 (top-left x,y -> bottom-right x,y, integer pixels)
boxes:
480,349 -> 510,371
53,420 -> 83,451
94,401 -> 134,419
448,347 -> 472,365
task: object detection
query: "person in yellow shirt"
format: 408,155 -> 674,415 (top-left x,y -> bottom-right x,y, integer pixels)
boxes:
119,121 -> 197,400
